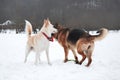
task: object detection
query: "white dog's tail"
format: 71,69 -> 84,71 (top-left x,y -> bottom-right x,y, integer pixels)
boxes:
25,20 -> 32,38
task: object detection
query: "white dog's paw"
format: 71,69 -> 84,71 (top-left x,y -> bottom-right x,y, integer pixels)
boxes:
48,62 -> 52,66
34,62 -> 38,65
24,59 -> 27,63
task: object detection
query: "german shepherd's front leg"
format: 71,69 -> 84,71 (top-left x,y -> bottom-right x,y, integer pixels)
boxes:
63,46 -> 69,63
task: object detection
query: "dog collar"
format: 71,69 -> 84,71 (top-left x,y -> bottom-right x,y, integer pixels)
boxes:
42,32 -> 54,42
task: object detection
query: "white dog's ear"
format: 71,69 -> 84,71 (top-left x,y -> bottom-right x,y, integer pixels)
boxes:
47,18 -> 51,24
44,19 -> 46,24
47,18 -> 49,21
44,19 -> 49,27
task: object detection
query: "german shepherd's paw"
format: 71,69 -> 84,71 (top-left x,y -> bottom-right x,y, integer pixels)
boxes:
64,59 -> 68,63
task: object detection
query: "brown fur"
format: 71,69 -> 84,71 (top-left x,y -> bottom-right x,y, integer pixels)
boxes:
53,24 -> 108,67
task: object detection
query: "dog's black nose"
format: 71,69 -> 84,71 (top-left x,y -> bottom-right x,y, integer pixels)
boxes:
51,33 -> 54,36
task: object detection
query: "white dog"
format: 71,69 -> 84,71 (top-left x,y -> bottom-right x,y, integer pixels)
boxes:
24,19 -> 57,65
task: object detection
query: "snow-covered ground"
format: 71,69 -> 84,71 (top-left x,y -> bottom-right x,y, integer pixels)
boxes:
0,31 -> 120,80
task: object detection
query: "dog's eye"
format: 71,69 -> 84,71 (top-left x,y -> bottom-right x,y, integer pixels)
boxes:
53,25 -> 57,29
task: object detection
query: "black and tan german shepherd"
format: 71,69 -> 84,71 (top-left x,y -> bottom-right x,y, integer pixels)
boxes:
52,24 -> 108,67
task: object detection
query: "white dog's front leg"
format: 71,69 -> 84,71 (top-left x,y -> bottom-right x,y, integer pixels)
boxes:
46,49 -> 51,65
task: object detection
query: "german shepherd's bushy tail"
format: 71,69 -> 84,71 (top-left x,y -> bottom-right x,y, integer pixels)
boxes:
91,28 -> 108,41
25,20 -> 33,38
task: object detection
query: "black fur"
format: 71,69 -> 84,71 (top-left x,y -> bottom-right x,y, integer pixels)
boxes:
67,29 -> 86,44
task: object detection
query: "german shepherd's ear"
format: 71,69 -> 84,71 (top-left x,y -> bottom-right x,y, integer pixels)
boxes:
54,23 -> 62,30
54,23 -> 58,28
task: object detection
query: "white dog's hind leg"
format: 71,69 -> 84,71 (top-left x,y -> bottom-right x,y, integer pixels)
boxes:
38,53 -> 41,64
35,52 -> 39,65
46,48 -> 51,65
24,46 -> 31,63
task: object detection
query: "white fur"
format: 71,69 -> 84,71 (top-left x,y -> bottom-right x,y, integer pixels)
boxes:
24,19 -> 57,65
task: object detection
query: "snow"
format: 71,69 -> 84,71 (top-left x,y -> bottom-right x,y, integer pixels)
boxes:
0,31 -> 120,80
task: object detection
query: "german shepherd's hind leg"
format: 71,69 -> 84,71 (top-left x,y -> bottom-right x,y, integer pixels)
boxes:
24,46 -> 31,63
71,49 -> 79,64
86,44 -> 94,67
86,53 -> 92,67
77,50 -> 86,65
79,52 -> 86,65
63,46 -> 69,63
